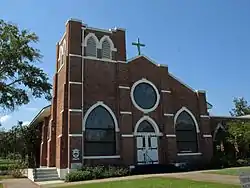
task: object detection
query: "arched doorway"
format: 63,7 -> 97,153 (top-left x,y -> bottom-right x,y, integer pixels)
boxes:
134,116 -> 160,165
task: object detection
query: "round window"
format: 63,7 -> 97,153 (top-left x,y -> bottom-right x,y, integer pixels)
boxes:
131,79 -> 160,113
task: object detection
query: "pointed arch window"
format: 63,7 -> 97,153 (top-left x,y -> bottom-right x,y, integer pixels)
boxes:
84,106 -> 116,156
175,111 -> 198,153
137,120 -> 155,132
101,39 -> 111,59
86,36 -> 97,57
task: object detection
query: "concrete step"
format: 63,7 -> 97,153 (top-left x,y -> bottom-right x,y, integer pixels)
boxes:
35,174 -> 59,179
34,177 -> 60,182
35,168 -> 57,172
35,170 -> 58,175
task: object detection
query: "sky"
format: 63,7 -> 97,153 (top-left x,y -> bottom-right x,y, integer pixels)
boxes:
0,0 -> 250,129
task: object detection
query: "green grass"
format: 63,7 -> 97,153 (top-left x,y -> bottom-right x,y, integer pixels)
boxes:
0,175 -> 13,180
0,159 -> 16,164
0,183 -> 3,188
56,177 -> 240,188
204,166 -> 250,176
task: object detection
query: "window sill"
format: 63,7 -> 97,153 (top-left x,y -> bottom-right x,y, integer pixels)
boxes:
177,152 -> 202,156
83,155 -> 120,159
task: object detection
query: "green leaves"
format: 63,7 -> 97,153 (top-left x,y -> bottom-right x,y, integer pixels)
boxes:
0,19 -> 52,111
230,97 -> 250,117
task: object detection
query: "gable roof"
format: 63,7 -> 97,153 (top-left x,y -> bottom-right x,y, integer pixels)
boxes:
127,54 -> 213,110
127,54 -> 167,67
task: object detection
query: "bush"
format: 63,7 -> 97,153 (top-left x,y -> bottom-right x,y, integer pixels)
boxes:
236,159 -> 250,166
65,165 -> 129,182
0,164 -> 15,171
65,171 -> 92,182
10,169 -> 24,178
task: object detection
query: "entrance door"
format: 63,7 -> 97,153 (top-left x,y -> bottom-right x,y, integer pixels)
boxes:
136,134 -> 158,165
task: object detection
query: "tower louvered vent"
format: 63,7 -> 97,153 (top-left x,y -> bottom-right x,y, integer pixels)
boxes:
86,37 -> 97,57
102,39 -> 111,59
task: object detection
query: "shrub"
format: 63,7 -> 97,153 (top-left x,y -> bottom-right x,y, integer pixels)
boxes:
65,171 -> 92,182
0,164 -> 15,171
9,169 -> 24,178
65,165 -> 130,182
236,159 -> 249,166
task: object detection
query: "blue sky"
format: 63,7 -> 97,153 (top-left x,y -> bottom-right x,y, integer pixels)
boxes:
0,0 -> 250,129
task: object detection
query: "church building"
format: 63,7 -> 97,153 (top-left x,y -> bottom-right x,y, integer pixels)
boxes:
28,18 -> 250,180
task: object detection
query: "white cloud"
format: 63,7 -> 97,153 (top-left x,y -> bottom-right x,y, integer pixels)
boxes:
22,121 -> 31,126
0,115 -> 11,123
25,107 -> 38,112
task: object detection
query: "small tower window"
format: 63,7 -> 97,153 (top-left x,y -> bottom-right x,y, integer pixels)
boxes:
86,36 -> 97,57
101,39 -> 111,59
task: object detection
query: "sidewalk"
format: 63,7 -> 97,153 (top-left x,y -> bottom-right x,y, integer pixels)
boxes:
2,178 -> 39,188
43,171 -> 240,187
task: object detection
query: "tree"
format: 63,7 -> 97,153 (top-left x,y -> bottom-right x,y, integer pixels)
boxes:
226,97 -> 250,159
230,97 -> 250,117
226,121 -> 250,158
0,121 -> 41,167
0,19 -> 52,111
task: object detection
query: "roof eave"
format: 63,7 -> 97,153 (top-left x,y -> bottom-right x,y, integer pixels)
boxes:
28,105 -> 51,127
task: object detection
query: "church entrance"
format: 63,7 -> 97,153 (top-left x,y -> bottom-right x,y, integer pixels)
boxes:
134,117 -> 160,165
136,134 -> 158,164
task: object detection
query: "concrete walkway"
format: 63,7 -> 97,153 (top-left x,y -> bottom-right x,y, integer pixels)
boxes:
42,171 -> 240,187
1,171 -> 241,188
2,178 -> 39,188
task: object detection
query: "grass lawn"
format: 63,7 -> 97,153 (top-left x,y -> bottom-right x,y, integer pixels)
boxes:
0,183 -> 3,188
56,177 -> 240,188
204,167 -> 250,176
0,175 -> 13,180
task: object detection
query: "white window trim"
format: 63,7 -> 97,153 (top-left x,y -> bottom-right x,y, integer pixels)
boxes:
69,81 -> 82,85
83,155 -> 120,159
166,134 -> 176,137
177,152 -> 202,156
100,35 -> 117,52
83,56 -> 117,63
69,54 -> 82,58
134,116 -> 162,136
120,111 -> 132,115
130,78 -> 160,114
119,86 -> 130,89
174,107 -> 200,133
84,33 -> 99,47
200,115 -> 210,118
161,90 -> 171,93
121,134 -> 134,138
68,53 -> 122,64
164,113 -> 174,117
69,134 -> 82,137
69,109 -> 82,112
213,123 -> 226,141
203,134 -> 212,138
82,101 -> 119,132
84,33 -> 98,57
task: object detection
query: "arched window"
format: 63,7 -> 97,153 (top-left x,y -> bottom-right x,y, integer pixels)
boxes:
175,111 -> 198,153
101,39 -> 111,59
137,120 -> 155,132
86,36 -> 97,57
84,106 -> 116,156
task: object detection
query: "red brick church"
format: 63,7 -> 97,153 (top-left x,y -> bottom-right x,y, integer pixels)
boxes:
28,18 -> 250,180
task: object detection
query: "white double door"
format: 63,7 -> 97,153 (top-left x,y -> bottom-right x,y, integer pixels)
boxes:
136,134 -> 159,165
